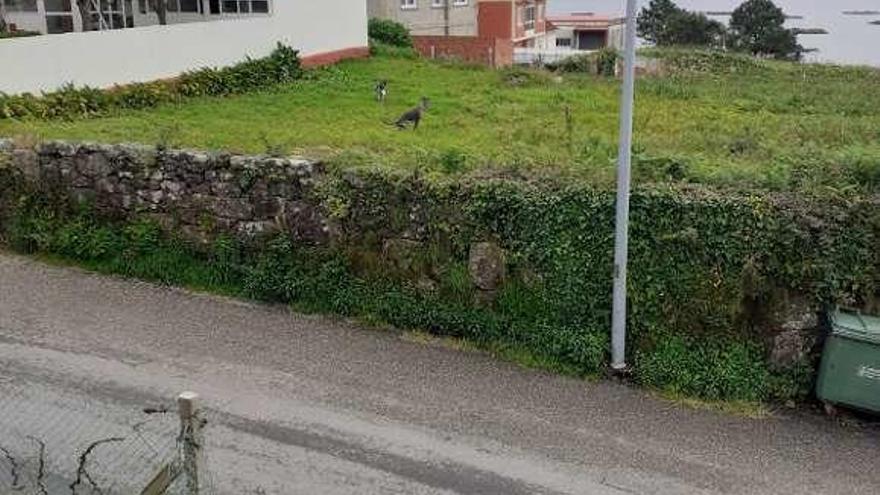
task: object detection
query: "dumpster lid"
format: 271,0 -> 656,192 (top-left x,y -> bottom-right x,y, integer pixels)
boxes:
831,309 -> 880,345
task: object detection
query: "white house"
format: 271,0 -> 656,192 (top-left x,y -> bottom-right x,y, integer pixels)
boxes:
545,13 -> 625,51
514,12 -> 625,65
0,0 -> 368,94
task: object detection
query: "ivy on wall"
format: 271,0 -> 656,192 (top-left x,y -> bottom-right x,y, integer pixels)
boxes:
1,157 -> 877,403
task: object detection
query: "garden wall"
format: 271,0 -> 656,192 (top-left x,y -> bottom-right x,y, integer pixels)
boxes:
1,140 -> 878,403
413,36 -> 513,67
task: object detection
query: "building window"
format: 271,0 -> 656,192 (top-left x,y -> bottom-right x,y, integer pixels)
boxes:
86,0 -> 135,30
219,0 -> 269,14
139,0 -> 204,15
43,0 -> 74,33
139,0 -> 268,16
452,0 -> 467,5
556,37 -> 571,48
523,5 -> 536,31
3,0 -> 38,12
179,0 -> 201,12
400,0 -> 416,10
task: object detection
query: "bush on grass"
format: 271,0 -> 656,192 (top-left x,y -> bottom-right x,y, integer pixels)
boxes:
368,18 -> 413,48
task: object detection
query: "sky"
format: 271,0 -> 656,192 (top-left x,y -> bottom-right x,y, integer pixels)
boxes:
549,0 -> 880,66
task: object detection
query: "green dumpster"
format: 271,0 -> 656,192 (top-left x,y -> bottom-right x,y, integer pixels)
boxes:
816,309 -> 880,414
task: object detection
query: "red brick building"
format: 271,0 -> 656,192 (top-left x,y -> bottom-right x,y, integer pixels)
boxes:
368,0 -> 550,67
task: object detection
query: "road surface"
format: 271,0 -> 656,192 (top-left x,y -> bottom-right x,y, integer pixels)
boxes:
0,253 -> 878,494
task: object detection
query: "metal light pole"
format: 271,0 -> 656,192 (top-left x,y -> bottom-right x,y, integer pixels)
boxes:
611,0 -> 639,371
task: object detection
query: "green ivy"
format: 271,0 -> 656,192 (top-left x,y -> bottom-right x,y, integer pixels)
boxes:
1,165 -> 878,403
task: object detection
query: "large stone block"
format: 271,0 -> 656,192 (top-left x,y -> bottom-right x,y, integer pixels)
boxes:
468,242 -> 506,292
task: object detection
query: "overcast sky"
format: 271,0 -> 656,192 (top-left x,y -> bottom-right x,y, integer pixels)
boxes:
549,0 -> 880,66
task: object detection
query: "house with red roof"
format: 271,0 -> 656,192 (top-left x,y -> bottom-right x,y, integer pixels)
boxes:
546,12 -> 625,51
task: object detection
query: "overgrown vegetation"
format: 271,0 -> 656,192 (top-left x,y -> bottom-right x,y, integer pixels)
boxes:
638,0 -> 726,49
368,18 -> 412,48
0,30 -> 40,39
2,162 -> 877,404
2,49 -> 879,193
547,47 -> 619,76
638,0 -> 802,60
729,0 -> 802,60
0,43 -> 302,120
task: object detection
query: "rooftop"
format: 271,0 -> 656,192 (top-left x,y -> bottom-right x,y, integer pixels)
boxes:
546,12 -> 623,29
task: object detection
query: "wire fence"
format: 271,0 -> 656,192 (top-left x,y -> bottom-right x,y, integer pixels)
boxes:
0,380 -> 211,495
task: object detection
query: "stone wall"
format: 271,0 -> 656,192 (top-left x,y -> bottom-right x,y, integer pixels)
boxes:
0,139 -> 331,245
2,139 -> 872,402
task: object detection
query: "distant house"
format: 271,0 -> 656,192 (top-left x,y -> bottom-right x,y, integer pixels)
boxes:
367,0 -> 553,67
546,13 -> 625,51
510,12 -> 625,65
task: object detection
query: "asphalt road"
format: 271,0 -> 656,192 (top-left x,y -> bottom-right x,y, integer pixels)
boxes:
0,253 -> 878,494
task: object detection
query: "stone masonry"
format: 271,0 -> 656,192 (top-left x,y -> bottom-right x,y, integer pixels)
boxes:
0,140 -> 330,245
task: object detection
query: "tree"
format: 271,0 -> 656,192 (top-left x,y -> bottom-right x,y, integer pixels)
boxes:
666,10 -> 726,47
730,0 -> 802,59
637,0 -> 681,45
637,0 -> 726,48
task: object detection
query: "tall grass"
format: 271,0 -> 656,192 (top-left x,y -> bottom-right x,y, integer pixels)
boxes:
1,49 -> 878,191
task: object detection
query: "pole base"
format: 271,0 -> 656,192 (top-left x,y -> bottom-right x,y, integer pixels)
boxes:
609,362 -> 630,377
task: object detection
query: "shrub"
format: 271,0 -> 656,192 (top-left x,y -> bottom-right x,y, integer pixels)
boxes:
547,54 -> 594,74
0,43 -> 302,120
500,66 -> 553,87
647,48 -> 766,74
114,82 -> 177,110
548,48 -> 619,77
40,84 -> 112,119
595,48 -> 619,77
635,335 -> 770,402
0,30 -> 40,39
368,18 -> 412,48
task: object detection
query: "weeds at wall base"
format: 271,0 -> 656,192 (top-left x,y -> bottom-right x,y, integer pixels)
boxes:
0,197 -> 828,406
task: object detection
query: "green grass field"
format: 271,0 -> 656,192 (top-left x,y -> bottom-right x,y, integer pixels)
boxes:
2,50 -> 879,191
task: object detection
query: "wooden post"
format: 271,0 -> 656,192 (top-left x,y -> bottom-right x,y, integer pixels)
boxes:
178,392 -> 202,495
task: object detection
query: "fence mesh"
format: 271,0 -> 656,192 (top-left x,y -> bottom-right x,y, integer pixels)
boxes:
0,377 -> 211,495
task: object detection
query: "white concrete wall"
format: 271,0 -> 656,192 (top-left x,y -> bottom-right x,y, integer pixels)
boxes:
0,0 -> 368,94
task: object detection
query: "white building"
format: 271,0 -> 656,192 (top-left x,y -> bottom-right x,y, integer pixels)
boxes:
0,0 -> 368,94
1,0 -> 274,34
514,12 -> 625,65
545,14 -> 625,51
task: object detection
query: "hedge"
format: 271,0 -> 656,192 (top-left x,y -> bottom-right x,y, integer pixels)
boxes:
0,43 -> 302,120
1,160 -> 878,404
368,18 -> 413,48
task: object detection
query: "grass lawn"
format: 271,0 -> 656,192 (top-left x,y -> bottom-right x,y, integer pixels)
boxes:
2,50 -> 879,191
